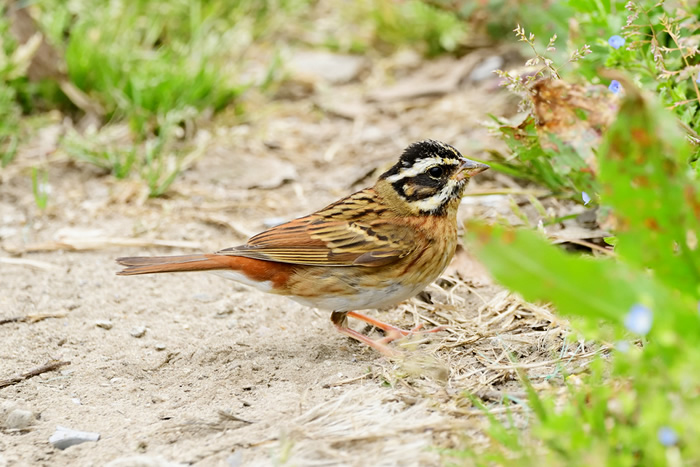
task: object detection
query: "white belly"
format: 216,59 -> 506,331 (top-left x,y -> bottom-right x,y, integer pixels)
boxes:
286,281 -> 429,312
211,269 -> 429,311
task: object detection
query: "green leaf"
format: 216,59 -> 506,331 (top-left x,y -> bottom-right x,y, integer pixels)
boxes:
492,116 -> 599,198
597,79 -> 700,298
464,222 -> 684,329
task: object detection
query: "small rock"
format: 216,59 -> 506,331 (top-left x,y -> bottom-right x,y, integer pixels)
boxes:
0,226 -> 18,239
202,150 -> 297,190
49,425 -> 100,450
468,55 -> 504,82
192,293 -> 215,303
154,343 -> 166,351
226,452 -> 243,467
0,400 -> 18,421
130,326 -> 147,338
287,50 -> 365,84
95,320 -> 113,330
392,49 -> 423,69
5,409 -> 33,430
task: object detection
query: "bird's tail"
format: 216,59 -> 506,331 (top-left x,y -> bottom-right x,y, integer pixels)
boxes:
116,254 -> 229,275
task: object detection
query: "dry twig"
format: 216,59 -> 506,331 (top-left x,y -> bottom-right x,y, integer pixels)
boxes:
0,360 -> 71,389
0,313 -> 66,325
0,257 -> 61,271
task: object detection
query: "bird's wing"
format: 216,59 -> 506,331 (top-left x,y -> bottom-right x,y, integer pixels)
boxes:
217,191 -> 415,267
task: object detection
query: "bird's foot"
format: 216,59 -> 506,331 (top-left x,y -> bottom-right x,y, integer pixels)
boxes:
332,325 -> 400,357
330,310 -> 444,357
346,310 -> 444,341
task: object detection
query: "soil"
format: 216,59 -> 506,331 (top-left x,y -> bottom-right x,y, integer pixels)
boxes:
0,51 -> 590,466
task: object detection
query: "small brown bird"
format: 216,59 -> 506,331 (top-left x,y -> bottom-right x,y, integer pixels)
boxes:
117,140 -> 488,355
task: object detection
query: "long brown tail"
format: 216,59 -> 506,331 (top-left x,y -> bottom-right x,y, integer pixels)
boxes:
116,254 -> 231,275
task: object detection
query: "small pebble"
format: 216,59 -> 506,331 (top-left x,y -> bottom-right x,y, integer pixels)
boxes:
155,343 -> 166,351
0,400 -> 18,420
226,452 -> 243,467
49,425 -> 100,450
130,326 -> 147,338
469,55 -> 504,82
5,409 -> 33,430
0,226 -> 18,239
95,320 -> 113,330
192,293 -> 215,303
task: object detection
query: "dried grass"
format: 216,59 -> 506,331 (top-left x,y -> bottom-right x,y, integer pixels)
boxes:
266,270 -> 603,464
275,387 -> 456,466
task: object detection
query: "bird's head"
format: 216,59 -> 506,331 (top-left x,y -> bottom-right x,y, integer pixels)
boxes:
379,140 -> 489,215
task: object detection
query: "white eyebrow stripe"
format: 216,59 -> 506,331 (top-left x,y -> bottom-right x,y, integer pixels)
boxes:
412,178 -> 460,212
385,157 -> 460,183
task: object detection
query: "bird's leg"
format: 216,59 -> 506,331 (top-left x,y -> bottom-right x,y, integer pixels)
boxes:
330,311 -> 399,357
346,310 -> 444,341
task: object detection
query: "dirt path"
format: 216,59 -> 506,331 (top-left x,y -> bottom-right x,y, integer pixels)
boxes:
0,52 -> 584,466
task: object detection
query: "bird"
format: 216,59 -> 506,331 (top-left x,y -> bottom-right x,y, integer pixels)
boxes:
116,140 -> 489,355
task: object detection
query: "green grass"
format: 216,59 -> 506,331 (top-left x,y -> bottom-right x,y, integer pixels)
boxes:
0,0 -> 314,195
320,0 -> 469,55
370,0 -> 468,55
30,167 -> 49,210
0,9 -> 31,166
41,0 -> 298,132
19,0 -> 471,132
1,0 -> 474,195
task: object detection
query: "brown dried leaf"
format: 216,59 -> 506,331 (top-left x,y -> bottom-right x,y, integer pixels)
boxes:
529,79 -> 619,172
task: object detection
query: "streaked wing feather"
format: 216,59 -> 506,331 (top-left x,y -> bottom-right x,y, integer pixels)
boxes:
217,191 -> 414,267
352,249 -> 407,267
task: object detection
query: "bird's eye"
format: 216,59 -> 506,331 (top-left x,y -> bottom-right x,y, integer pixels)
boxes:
428,166 -> 444,178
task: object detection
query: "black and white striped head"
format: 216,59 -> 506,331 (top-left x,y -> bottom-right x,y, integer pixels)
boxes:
380,140 -> 489,215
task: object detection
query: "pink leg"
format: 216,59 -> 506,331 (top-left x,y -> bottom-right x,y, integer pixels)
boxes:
346,310 -> 445,339
333,325 -> 400,357
329,311 -> 444,355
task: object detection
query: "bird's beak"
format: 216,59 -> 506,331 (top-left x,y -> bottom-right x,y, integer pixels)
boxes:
455,159 -> 489,181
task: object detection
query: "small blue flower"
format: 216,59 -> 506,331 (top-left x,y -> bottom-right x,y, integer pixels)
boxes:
615,340 -> 630,353
608,35 -> 625,49
609,80 -> 622,94
658,426 -> 678,446
696,72 -> 700,84
582,191 -> 591,205
625,304 -> 652,335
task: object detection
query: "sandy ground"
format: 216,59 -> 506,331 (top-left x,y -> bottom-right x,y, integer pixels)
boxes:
0,51 -> 592,466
